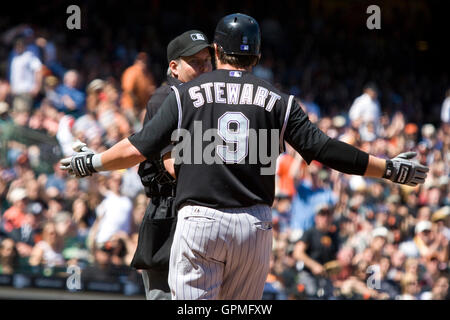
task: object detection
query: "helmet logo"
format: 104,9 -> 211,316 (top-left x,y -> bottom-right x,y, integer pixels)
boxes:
191,33 -> 205,41
240,36 -> 249,51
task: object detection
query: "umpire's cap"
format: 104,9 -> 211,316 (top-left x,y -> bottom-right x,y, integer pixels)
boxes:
167,30 -> 211,63
214,13 -> 261,56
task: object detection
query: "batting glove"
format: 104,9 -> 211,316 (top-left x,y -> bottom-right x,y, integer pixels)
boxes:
60,141 -> 97,178
383,151 -> 429,186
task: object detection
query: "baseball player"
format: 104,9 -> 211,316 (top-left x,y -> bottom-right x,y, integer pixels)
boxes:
60,13 -> 429,300
131,30 -> 212,300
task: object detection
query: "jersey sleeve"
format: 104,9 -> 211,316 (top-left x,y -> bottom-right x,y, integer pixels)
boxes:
143,92 -> 162,124
128,92 -> 179,160
283,101 -> 330,164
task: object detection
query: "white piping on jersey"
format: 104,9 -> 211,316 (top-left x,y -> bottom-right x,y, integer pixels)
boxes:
279,95 -> 294,153
171,85 -> 183,130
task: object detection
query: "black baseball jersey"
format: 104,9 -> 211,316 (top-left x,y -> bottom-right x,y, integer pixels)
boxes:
129,69 -> 330,209
137,76 -> 180,198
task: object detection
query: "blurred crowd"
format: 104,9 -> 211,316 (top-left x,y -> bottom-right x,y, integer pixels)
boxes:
0,1 -> 449,299
267,98 -> 450,300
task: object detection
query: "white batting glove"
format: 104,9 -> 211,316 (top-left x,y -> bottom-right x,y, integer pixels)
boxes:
383,151 -> 429,187
60,141 -> 97,178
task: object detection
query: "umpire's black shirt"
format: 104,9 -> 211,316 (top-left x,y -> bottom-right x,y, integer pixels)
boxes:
138,75 -> 181,197
129,69 -> 330,209
143,76 -> 182,125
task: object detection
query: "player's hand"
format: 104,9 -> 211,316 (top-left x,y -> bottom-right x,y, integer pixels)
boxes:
311,263 -> 325,276
60,141 -> 97,178
383,151 -> 429,187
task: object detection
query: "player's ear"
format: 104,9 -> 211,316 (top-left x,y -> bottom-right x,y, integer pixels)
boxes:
213,43 -> 220,57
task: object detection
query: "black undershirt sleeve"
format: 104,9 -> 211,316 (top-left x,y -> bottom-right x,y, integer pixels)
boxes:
284,101 -> 369,175
128,92 -> 179,160
315,138 -> 369,176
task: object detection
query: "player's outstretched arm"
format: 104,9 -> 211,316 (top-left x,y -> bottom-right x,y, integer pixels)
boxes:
98,138 -> 146,171
60,139 -> 145,178
314,138 -> 429,186
285,101 -> 429,187
60,92 -> 180,178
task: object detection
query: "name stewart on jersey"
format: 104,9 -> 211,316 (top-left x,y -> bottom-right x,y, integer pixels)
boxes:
188,82 -> 282,112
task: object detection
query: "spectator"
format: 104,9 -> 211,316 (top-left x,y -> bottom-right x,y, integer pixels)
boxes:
72,80 -> 105,147
1,187 -> 28,234
422,254 -> 442,291
336,216 -> 356,248
0,79 -> 11,104
29,221 -> 65,269
105,232 -> 129,267
369,227 -> 389,262
97,81 -> 131,145
8,209 -> 41,259
332,246 -> 355,284
89,171 -> 133,248
120,52 -> 156,123
53,211 -> 90,263
85,79 -> 105,113
387,249 -> 407,283
348,83 -> 381,131
8,37 -> 43,111
72,197 -> 95,235
81,243 -> 117,283
396,272 -> 420,300
399,220 -> 439,259
0,238 -> 18,274
54,70 -> 85,118
263,254 -> 288,300
338,259 -> 389,300
120,167 -> 144,199
44,162 -> 66,195
432,206 -> 450,241
421,275 -> 449,300
293,205 -> 339,297
271,193 -> 292,234
290,162 -> 337,234
376,256 -> 401,298
440,88 -> 450,124
275,144 -> 301,198
62,178 -> 80,210
42,75 -> 60,108
0,102 -> 11,124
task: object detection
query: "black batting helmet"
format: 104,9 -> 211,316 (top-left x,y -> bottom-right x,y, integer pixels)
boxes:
214,13 -> 261,56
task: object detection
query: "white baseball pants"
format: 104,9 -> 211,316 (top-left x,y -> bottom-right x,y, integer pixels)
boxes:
168,204 -> 273,300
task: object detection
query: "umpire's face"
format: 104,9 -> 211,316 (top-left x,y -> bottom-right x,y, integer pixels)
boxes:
170,48 -> 212,83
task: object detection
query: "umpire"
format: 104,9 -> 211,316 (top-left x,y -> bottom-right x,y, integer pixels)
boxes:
130,30 -> 212,300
